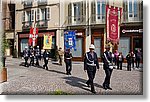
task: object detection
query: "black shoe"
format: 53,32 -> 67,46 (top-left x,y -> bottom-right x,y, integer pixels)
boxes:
69,73 -> 71,75
91,90 -> 96,94
107,86 -> 112,90
86,82 -> 90,87
103,85 -> 107,90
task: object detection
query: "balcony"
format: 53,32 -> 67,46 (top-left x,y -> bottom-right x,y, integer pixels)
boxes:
91,14 -> 105,24
22,21 -> 33,30
23,1 -> 32,8
36,20 -> 48,29
38,0 -> 47,6
122,11 -> 143,23
67,15 -> 86,26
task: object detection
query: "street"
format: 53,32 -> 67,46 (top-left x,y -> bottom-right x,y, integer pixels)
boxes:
0,57 -> 143,95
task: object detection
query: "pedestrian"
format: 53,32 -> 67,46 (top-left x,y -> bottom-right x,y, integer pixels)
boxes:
23,46 -> 29,67
135,49 -> 142,68
58,47 -> 64,66
131,51 -> 135,69
43,50 -> 49,70
84,44 -> 99,94
35,46 -> 41,67
102,44 -> 113,90
114,50 -> 119,66
64,48 -> 72,75
117,52 -> 124,70
126,52 -> 132,71
29,46 -> 35,66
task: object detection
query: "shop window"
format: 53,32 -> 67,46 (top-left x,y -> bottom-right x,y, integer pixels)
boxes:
94,38 -> 101,57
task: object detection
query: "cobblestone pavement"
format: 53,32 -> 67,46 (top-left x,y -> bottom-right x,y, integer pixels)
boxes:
0,57 -> 143,95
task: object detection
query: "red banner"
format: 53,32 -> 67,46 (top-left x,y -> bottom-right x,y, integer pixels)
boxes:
28,27 -> 38,47
106,5 -> 121,44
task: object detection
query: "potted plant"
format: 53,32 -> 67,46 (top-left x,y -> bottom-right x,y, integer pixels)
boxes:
0,35 -> 7,83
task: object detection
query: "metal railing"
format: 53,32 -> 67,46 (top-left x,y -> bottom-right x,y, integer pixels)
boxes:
90,14 -> 105,24
67,15 -> 86,26
122,11 -> 143,23
36,20 -> 48,28
22,21 -> 33,30
38,0 -> 47,6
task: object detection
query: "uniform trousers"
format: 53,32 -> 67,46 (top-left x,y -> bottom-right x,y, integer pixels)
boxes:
86,66 -> 96,91
103,66 -> 113,88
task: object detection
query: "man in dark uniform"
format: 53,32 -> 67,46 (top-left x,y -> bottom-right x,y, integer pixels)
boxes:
43,50 -> 49,70
84,44 -> 99,94
35,46 -> 41,66
64,49 -> 72,75
29,46 -> 35,66
102,44 -> 113,90
23,46 -> 29,67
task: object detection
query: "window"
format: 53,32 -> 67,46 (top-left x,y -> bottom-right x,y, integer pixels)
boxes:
31,10 -> 34,21
27,11 -> 31,21
46,8 -> 50,20
41,8 -> 46,20
22,11 -> 25,22
73,2 -> 81,21
134,0 -> 138,17
97,1 -> 100,19
37,9 -> 40,20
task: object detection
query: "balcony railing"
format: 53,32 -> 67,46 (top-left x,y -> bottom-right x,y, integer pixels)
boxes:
122,11 -> 143,23
67,15 -> 86,26
36,20 -> 48,28
91,14 -> 105,24
38,0 -> 47,6
24,1 -> 32,8
22,21 -> 33,30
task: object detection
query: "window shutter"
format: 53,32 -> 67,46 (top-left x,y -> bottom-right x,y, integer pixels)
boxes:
68,3 -> 72,24
91,1 -> 96,22
46,8 -> 50,20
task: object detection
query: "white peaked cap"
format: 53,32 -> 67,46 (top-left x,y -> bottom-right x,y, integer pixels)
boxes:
89,44 -> 95,49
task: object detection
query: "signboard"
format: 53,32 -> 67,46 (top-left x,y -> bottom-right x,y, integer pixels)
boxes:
28,27 -> 38,46
122,29 -> 143,34
64,31 -> 76,51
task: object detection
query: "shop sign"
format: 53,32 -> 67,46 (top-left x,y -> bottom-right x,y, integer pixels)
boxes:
122,29 -> 143,34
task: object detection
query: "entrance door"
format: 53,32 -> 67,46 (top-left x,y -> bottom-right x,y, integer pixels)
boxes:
94,38 -> 101,58
133,37 -> 143,51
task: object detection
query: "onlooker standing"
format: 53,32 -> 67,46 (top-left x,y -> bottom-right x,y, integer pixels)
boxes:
135,49 -> 142,68
84,44 -> 99,94
58,47 -> 64,66
114,50 -> 119,66
117,52 -> 124,70
126,52 -> 132,71
64,49 -> 72,75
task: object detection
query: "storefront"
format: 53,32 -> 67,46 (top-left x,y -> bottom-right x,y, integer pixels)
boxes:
18,30 -> 56,57
118,26 -> 143,57
91,28 -> 104,61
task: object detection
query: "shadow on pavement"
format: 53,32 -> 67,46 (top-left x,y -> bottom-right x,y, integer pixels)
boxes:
48,69 -> 66,75
63,76 -> 103,93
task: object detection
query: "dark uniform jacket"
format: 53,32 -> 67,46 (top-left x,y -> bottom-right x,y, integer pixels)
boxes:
84,52 -> 99,71
43,51 -> 49,60
64,52 -> 72,62
23,49 -> 29,58
102,51 -> 113,69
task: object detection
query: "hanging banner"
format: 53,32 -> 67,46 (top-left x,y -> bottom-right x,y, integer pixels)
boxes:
28,27 -> 38,47
43,35 -> 52,49
106,5 -> 121,44
28,27 -> 33,46
64,31 -> 76,51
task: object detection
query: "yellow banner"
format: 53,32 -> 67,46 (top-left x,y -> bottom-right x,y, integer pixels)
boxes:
43,35 -> 52,49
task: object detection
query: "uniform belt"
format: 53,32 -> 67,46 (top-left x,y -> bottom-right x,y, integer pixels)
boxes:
66,58 -> 71,59
87,63 -> 96,66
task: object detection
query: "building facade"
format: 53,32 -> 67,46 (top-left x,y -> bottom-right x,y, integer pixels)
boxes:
1,0 -> 15,57
15,0 -> 143,61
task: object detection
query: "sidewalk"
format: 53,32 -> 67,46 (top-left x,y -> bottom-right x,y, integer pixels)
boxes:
0,57 -> 143,95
